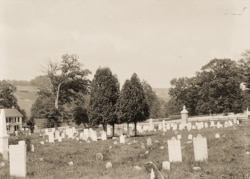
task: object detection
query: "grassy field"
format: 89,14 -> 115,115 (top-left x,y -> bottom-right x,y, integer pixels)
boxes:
1,122 -> 250,179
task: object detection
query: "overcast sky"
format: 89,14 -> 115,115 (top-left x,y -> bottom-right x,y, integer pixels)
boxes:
1,0 -> 250,88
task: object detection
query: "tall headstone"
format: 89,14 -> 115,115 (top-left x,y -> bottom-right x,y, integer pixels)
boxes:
162,120 -> 166,132
9,141 -> 26,177
0,109 -> 9,160
91,131 -> 97,141
181,105 -> 188,123
167,137 -> 182,162
193,134 -> 208,161
188,134 -> 193,140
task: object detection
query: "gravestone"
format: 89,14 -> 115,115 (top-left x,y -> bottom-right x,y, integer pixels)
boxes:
0,109 -> 9,160
54,130 -> 60,140
193,134 -> 208,161
162,120 -> 166,132
188,134 -> 193,140
147,137 -> 152,147
149,119 -> 154,131
9,141 -> 26,177
204,122 -> 208,128
177,134 -> 181,140
101,131 -> 107,141
58,136 -> 62,142
119,134 -> 125,144
162,161 -> 170,170
79,132 -> 84,140
107,127 -> 111,136
210,121 -> 215,127
91,131 -> 98,141
61,132 -> 65,139
83,129 -> 89,139
215,133 -> 220,139
166,123 -> 170,130
167,137 -> 182,162
31,144 -> 34,152
48,132 -> 54,143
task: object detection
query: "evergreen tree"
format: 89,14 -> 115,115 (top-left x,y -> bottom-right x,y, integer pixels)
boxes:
88,67 -> 120,134
117,73 -> 149,137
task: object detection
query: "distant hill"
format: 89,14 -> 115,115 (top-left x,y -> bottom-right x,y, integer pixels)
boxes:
14,86 -> 39,118
152,88 -> 170,102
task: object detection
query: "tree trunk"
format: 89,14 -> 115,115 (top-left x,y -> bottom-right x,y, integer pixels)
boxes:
102,123 -> 107,132
127,123 -> 130,137
112,123 -> 115,137
55,83 -> 62,109
134,122 -> 137,137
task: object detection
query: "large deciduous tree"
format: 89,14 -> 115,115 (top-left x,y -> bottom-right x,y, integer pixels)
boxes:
88,67 -> 120,134
47,54 -> 91,110
117,73 -> 149,137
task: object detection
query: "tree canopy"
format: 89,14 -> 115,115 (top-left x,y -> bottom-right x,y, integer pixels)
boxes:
117,73 -> 149,136
88,67 -> 120,132
167,58 -> 245,116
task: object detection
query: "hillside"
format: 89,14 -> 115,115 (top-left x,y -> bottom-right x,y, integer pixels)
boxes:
153,88 -> 170,102
14,86 -> 39,117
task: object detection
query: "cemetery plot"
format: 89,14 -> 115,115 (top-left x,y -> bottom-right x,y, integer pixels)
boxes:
0,121 -> 249,179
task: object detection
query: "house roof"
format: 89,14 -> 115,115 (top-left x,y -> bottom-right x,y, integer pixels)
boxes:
3,109 -> 23,117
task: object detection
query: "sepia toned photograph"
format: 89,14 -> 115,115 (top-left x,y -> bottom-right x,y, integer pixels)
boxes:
0,0 -> 250,178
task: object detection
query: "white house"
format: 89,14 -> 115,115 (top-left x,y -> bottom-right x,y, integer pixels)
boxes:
4,109 -> 23,133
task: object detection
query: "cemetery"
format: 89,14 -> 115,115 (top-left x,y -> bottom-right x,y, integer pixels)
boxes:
0,108 -> 250,178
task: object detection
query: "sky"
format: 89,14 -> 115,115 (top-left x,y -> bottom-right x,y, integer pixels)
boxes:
0,0 -> 250,88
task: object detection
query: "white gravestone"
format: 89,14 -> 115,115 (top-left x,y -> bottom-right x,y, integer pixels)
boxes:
193,134 -> 208,161
58,136 -> 62,142
55,130 -> 60,140
149,119 -> 154,131
9,142 -> 26,177
0,109 -> 9,160
162,161 -> 170,170
215,133 -> 220,139
147,137 -> 152,147
101,131 -> 107,141
177,134 -> 181,140
48,132 -> 54,143
119,134 -> 125,144
167,137 -> 182,162
91,131 -> 97,141
188,134 -> 193,140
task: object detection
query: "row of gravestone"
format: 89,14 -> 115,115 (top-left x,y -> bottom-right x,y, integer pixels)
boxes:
167,134 -> 208,162
137,119 -> 238,133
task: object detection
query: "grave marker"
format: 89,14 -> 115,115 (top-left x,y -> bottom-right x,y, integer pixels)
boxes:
193,134 -> 208,161
9,142 -> 26,177
167,137 -> 182,162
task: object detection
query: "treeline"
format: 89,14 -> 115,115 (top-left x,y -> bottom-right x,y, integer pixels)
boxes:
28,54 -> 167,136
166,50 -> 250,116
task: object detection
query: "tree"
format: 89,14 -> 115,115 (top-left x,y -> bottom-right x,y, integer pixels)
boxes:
30,75 -> 52,89
47,54 -> 91,110
142,80 -> 161,118
0,80 -> 27,121
73,106 -> 89,127
117,73 -> 149,137
39,54 -> 91,126
196,59 -> 244,114
31,88 -> 55,118
88,67 -> 120,135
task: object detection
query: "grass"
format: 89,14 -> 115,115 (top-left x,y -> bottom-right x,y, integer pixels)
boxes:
1,121 -> 250,179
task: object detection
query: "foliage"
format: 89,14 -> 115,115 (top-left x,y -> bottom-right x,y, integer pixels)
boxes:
47,54 -> 91,109
117,73 -> 149,136
31,88 -> 55,118
142,80 -> 161,118
88,67 -> 120,132
26,117 -> 35,133
168,59 -> 244,115
73,106 -> 89,126
0,80 -> 27,120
